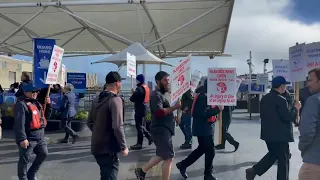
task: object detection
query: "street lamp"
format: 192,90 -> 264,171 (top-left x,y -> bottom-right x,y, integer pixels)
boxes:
263,59 -> 269,73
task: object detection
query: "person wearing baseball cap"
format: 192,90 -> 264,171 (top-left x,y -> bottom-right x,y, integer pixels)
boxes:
87,71 -> 129,180
135,71 -> 181,180
14,81 -> 51,180
245,76 -> 301,180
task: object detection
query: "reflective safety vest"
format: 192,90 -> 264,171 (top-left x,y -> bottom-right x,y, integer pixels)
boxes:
141,84 -> 150,103
24,102 -> 47,130
191,93 -> 217,123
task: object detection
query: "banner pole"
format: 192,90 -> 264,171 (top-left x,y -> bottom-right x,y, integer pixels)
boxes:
218,112 -> 223,145
43,84 -> 52,112
295,82 -> 300,124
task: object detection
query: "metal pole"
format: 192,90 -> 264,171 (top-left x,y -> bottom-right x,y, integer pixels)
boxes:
147,1 -> 228,47
0,7 -> 46,46
248,51 -> 252,120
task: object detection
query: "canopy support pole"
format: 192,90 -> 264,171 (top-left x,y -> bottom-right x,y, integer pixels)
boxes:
147,0 -> 229,47
0,7 -> 46,46
58,7 -> 134,46
61,28 -> 86,48
165,25 -> 226,57
59,6 -> 115,53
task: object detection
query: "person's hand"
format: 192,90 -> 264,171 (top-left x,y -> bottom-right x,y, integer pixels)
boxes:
295,101 -> 301,110
20,139 -> 29,149
45,96 -> 51,104
217,106 -> 224,111
174,99 -> 181,109
174,116 -> 181,124
122,147 -> 129,156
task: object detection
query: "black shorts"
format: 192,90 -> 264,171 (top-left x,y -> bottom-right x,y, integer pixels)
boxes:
151,128 -> 174,160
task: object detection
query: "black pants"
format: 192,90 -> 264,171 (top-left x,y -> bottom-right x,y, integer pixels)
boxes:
63,117 -> 76,140
253,141 -> 290,180
18,140 -> 48,180
135,113 -> 151,145
94,153 -> 119,180
221,118 -> 237,146
180,136 -> 215,174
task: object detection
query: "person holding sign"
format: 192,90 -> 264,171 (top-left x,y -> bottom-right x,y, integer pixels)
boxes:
135,71 -> 181,180
176,79 -> 223,180
245,76 -> 301,180
14,82 -> 52,180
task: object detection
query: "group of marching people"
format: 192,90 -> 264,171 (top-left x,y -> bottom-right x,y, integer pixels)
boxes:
10,67 -> 320,180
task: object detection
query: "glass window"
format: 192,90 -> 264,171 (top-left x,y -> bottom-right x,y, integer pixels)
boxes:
17,64 -> 22,71
2,61 -> 6,69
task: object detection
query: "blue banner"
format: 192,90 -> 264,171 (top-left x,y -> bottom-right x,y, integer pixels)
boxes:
49,93 -> 62,109
238,83 -> 265,94
33,38 -> 56,88
67,73 -> 87,93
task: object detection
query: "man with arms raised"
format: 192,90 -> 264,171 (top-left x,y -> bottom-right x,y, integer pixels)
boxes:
135,71 -> 181,180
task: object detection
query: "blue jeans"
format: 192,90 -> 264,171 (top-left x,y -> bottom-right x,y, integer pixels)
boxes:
179,113 -> 192,144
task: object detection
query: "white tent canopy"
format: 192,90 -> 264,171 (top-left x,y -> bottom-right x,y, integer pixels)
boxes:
91,42 -> 172,66
0,0 -> 234,58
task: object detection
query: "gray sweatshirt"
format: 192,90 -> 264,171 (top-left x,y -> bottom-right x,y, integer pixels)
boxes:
299,92 -> 320,165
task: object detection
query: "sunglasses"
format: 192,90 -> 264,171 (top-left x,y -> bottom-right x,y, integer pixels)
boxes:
31,91 -> 39,93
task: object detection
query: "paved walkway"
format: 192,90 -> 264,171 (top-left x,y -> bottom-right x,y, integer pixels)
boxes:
0,119 -> 302,180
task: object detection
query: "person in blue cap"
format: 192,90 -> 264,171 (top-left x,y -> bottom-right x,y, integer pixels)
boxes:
245,76 -> 301,180
14,81 -> 52,180
129,74 -> 153,150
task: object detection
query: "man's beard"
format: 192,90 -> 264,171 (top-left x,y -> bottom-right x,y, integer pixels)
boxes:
159,83 -> 168,94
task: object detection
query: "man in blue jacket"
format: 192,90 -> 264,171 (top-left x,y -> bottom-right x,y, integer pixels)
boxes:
59,83 -> 79,144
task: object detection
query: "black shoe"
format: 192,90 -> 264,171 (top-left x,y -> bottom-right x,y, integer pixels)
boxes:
72,134 -> 79,144
233,142 -> 240,152
130,144 -> 143,150
215,144 -> 225,150
180,143 -> 192,149
148,138 -> 153,145
289,153 -> 292,159
204,174 -> 217,180
176,162 -> 188,179
245,168 -> 256,180
60,139 -> 69,143
135,168 -> 146,180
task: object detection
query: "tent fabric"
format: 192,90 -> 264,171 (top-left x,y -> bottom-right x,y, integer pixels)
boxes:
91,42 -> 172,66
0,0 -> 234,58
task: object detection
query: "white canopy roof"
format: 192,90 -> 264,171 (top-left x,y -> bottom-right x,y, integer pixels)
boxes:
91,42 -> 172,66
0,0 -> 234,58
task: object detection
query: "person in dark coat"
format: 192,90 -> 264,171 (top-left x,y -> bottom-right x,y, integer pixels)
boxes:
245,76 -> 301,180
176,79 -> 223,180
15,72 -> 32,99
129,74 -> 153,150
59,83 -> 79,144
299,86 -> 312,115
179,89 -> 194,149
215,106 -> 239,152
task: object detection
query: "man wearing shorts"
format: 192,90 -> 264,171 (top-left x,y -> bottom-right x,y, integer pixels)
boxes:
135,71 -> 181,180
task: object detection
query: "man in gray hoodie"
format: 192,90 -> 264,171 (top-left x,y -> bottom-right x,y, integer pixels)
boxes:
298,68 -> 320,180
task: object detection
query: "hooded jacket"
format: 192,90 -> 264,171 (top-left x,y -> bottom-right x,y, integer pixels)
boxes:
87,91 -> 127,155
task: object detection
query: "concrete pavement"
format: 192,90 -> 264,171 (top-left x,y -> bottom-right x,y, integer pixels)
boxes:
0,117 -> 302,180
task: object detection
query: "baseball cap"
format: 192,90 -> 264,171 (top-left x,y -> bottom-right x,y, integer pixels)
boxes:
22,82 -> 38,92
105,71 -> 124,84
155,71 -> 170,81
272,76 -> 290,88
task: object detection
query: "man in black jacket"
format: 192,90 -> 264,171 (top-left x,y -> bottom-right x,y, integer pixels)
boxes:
14,82 -> 52,180
176,79 -> 223,180
129,74 -> 153,150
245,76 -> 301,180
215,106 -> 239,152
179,89 -> 194,149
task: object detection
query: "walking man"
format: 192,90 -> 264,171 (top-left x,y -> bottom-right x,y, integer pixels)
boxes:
176,79 -> 223,180
179,89 -> 194,149
60,83 -> 79,144
298,68 -> 320,180
215,106 -> 239,152
87,71 -> 129,180
14,82 -> 52,180
135,71 -> 181,180
245,76 -> 301,180
129,74 -> 153,150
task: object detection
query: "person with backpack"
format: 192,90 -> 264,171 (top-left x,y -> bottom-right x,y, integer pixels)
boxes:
176,79 -> 223,180
14,81 -> 52,180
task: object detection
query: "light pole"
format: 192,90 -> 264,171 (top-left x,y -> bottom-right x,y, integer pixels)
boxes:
247,51 -> 252,120
263,59 -> 269,74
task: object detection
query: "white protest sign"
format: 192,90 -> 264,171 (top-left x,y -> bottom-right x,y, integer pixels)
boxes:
306,42 -> 320,71
207,68 -> 237,106
236,78 -> 242,92
60,64 -> 66,87
45,45 -> 64,84
272,59 -> 290,81
257,73 -> 269,86
127,52 -> 136,78
190,70 -> 202,92
289,44 -> 307,82
171,54 -> 191,104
